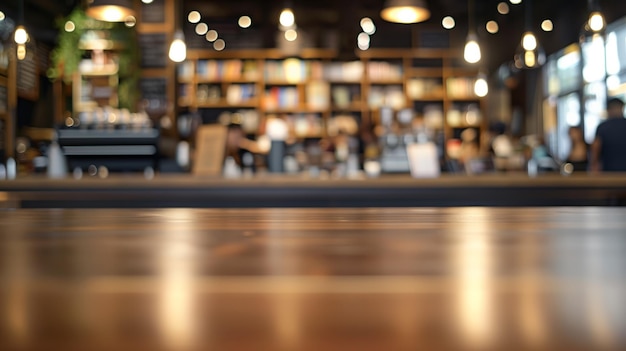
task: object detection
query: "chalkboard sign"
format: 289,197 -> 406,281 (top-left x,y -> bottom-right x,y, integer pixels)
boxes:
0,84 -> 7,114
140,77 -> 167,113
17,50 -> 39,100
139,33 -> 167,69
140,0 -> 166,24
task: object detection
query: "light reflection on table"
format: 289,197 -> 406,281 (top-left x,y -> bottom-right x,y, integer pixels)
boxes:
1,207 -> 626,351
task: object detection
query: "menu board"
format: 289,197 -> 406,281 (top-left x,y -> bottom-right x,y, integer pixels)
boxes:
140,77 -> 168,113
139,33 -> 168,69
140,0 -> 166,24
17,52 -> 39,99
0,84 -> 7,114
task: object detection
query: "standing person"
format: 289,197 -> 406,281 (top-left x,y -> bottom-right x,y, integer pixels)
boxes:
591,98 -> 626,172
566,126 -> 589,172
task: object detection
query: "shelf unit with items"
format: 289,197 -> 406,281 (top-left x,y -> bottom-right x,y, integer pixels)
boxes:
177,55 -> 263,110
0,47 -> 16,160
175,48 -> 487,170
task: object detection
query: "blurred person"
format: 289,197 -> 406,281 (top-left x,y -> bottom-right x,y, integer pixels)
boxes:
565,126 -> 589,172
591,98 -> 626,172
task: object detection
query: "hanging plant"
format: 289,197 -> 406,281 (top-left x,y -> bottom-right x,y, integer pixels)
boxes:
48,7 -> 140,111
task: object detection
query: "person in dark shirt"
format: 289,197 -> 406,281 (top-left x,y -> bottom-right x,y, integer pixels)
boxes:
591,97 -> 626,172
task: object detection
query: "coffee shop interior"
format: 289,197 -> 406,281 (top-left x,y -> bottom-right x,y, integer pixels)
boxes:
1,1 -> 626,350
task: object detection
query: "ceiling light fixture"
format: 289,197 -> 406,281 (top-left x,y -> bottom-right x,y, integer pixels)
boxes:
474,72 -> 489,97
541,19 -> 553,32
380,0 -> 430,24
442,16 -> 455,30
86,0 -> 136,22
239,15 -> 252,28
279,8 -> 295,28
169,1 -> 186,63
14,0 -> 29,60
169,30 -> 186,63
513,0 -> 545,69
464,0 -> 481,64
486,20 -> 499,34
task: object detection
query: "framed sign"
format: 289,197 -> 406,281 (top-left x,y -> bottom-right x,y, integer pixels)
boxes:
139,33 -> 168,69
193,125 -> 227,176
139,77 -> 167,113
16,50 -> 39,100
0,78 -> 7,114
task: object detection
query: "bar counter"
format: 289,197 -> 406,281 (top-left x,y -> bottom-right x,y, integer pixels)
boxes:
1,173 -> 626,208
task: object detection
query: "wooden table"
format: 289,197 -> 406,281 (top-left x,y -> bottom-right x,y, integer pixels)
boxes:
1,207 -> 626,351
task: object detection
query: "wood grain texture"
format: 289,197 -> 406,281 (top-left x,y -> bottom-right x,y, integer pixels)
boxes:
1,207 -> 626,351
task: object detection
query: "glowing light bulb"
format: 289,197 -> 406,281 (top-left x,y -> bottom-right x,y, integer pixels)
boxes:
588,12 -> 605,32
464,35 -> 481,64
474,76 -> 488,97
280,8 -> 295,27
522,32 -> 537,51
284,29 -> 298,41
239,15 -> 252,28
14,26 -> 28,44
442,16 -> 455,30
169,31 -> 186,63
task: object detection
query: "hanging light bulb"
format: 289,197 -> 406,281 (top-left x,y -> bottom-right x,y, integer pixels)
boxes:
169,30 -> 187,63
279,8 -> 295,28
587,11 -> 605,32
521,32 -> 537,51
14,25 -> 29,44
513,0 -> 545,69
464,33 -> 481,64
464,0 -> 481,64
474,72 -> 489,97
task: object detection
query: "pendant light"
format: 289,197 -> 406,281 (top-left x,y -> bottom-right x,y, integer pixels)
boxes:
13,0 -> 29,60
86,0 -> 136,22
380,0 -> 430,24
474,71 -> 489,97
464,0 -> 481,64
580,0 -> 605,42
169,30 -> 186,63
513,0 -> 545,69
168,1 -> 186,62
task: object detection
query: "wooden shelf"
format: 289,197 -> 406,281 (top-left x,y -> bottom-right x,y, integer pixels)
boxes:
264,106 -> 327,114
331,103 -> 363,111
410,93 -> 446,101
368,79 -> 404,85
197,100 -> 258,109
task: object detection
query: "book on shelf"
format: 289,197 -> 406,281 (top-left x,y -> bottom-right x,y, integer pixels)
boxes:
226,84 -> 256,105
446,77 -> 477,99
367,61 -> 403,81
178,61 -> 194,81
323,61 -> 363,82
265,58 -> 322,83
407,78 -> 444,99
263,86 -> 299,110
196,59 -> 257,81
368,85 -> 405,109
306,81 -> 330,110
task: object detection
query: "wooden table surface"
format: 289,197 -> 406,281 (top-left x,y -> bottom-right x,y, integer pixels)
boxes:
1,207 -> 626,351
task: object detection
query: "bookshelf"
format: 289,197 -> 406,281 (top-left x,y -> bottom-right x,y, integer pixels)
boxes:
176,48 -> 487,147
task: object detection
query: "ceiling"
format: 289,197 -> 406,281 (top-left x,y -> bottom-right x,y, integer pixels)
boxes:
2,0 -> 626,69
